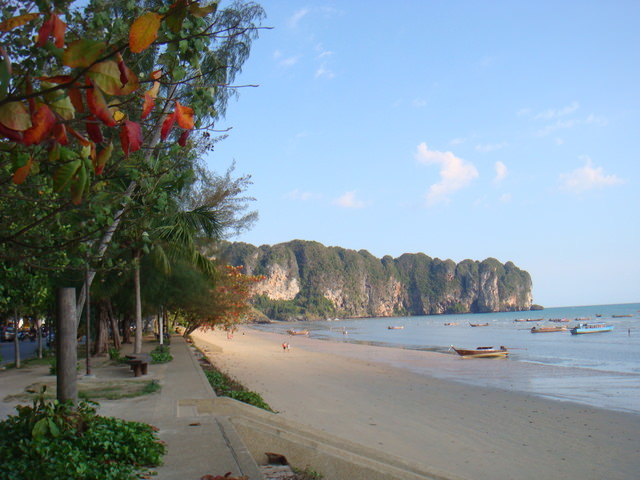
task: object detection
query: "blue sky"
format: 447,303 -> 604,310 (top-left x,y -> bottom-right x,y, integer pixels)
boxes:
209,1 -> 639,308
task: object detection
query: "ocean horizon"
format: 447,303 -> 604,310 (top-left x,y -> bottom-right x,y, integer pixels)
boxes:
255,302 -> 640,414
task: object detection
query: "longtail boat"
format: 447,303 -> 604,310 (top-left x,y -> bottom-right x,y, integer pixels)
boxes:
469,322 -> 490,327
287,329 -> 309,336
387,325 -> 404,330
531,325 -> 567,333
450,345 -> 509,358
570,323 -> 613,335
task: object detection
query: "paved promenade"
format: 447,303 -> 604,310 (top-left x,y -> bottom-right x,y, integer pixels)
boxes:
0,335 -> 262,480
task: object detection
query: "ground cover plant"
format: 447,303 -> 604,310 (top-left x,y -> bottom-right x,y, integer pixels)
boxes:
0,390 -> 165,480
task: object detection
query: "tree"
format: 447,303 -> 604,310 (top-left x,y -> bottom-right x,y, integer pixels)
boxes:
0,0 -> 265,401
180,264 -> 264,336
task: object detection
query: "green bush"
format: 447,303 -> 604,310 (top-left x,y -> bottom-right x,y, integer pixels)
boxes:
203,369 -> 273,412
150,345 -> 172,364
0,390 -> 165,480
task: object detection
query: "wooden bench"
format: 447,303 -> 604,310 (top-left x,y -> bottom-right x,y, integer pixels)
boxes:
125,354 -> 150,377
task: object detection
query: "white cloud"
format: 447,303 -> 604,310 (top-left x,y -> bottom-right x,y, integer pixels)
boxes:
412,97 -> 428,108
287,189 -> 316,201
535,101 -> 580,120
560,157 -> 624,193
415,142 -> 479,206
315,64 -> 335,79
288,8 -> 310,28
333,191 -> 365,208
494,161 -> 507,182
499,193 -> 512,203
475,142 -> 507,153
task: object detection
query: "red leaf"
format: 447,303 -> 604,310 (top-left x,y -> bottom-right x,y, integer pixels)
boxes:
36,14 -> 54,47
86,116 -> 104,143
120,120 -> 142,156
23,104 -> 56,146
68,87 -> 84,113
0,122 -> 23,142
53,123 -> 68,145
175,101 -> 194,129
12,157 -> 33,185
86,80 -> 116,126
178,130 -> 189,146
161,111 -> 176,141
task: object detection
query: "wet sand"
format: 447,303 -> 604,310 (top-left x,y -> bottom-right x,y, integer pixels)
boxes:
191,327 -> 640,480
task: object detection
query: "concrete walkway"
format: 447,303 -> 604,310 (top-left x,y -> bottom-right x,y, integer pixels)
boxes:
0,335 -> 263,480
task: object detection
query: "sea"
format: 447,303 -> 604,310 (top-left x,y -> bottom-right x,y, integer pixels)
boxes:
253,303 -> 640,415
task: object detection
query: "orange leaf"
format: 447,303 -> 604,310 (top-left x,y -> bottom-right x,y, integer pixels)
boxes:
175,101 -> 194,129
86,81 -> 116,127
150,69 -> 162,80
12,157 -> 33,184
120,120 -> 142,156
141,92 -> 155,119
0,13 -> 40,32
23,104 -> 56,146
129,12 -> 161,54
67,125 -> 90,147
160,111 -> 176,141
52,13 -> 66,48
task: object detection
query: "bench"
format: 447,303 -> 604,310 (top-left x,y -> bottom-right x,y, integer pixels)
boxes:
125,354 -> 150,377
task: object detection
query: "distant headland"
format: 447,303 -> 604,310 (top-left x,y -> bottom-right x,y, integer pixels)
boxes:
217,240 -> 536,321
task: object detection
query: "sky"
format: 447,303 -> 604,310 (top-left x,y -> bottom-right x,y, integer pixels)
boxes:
208,1 -> 639,308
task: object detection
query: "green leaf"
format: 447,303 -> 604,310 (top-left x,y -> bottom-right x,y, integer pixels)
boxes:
54,159 -> 82,193
63,39 -> 107,68
32,418 -> 48,439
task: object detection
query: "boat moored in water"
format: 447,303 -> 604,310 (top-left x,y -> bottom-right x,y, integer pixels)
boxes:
387,325 -> 404,330
531,325 -> 568,333
450,345 -> 509,358
287,329 -> 309,336
570,323 -> 614,335
469,322 -> 490,327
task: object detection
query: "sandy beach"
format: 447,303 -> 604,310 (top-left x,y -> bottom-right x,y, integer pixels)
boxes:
191,327 -> 640,480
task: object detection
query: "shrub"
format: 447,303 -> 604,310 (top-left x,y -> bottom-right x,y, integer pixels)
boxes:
203,368 -> 273,412
0,389 -> 165,480
150,345 -> 173,364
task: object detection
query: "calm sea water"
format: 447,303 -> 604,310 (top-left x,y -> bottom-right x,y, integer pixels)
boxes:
255,303 -> 640,414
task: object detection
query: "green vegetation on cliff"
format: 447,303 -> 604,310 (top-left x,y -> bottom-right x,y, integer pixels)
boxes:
217,240 -> 533,321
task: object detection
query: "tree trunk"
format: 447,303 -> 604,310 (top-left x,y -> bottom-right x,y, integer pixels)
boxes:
133,250 -> 142,354
13,308 -> 20,368
57,288 -> 77,405
122,313 -> 132,344
107,300 -> 121,350
94,301 -> 109,356
36,317 -> 43,359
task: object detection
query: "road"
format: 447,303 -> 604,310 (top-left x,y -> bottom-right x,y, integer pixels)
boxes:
0,340 -> 41,365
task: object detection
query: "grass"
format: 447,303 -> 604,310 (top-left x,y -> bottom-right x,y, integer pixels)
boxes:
4,379 -> 161,403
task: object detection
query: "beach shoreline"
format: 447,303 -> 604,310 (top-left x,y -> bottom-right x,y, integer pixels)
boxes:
191,326 -> 640,480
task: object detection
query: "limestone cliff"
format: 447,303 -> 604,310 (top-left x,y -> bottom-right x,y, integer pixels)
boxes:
217,240 -> 533,321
